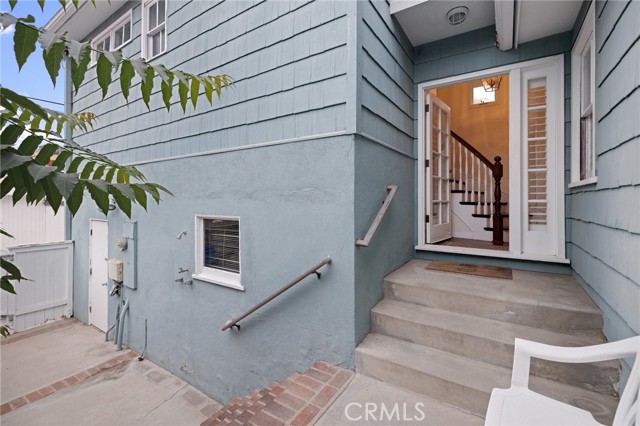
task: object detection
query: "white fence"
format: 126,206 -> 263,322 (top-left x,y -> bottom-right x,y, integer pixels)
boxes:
0,197 -> 65,249
1,241 -> 74,332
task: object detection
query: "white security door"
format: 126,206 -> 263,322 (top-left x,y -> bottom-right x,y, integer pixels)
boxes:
89,220 -> 108,332
425,93 -> 453,243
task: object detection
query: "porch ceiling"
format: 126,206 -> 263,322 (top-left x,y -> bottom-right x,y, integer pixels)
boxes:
391,0 -> 582,49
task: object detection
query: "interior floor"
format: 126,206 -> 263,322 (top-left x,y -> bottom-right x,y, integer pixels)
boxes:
436,237 -> 509,251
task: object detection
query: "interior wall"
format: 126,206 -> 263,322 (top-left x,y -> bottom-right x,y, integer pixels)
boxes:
434,76 -> 510,193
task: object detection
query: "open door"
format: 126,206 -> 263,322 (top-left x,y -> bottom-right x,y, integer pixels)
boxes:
89,219 -> 108,332
425,93 -> 452,243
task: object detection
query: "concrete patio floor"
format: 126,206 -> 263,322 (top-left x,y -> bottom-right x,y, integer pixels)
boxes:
1,319 -> 222,425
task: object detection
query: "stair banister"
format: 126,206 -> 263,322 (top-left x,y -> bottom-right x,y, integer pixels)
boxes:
450,131 -> 505,246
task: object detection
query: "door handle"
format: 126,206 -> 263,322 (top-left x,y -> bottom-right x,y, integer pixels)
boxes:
101,282 -> 108,286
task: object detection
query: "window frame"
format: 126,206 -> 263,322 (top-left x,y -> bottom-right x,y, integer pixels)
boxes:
471,85 -> 497,105
570,2 -> 597,188
193,215 -> 244,291
141,0 -> 167,61
91,10 -> 133,65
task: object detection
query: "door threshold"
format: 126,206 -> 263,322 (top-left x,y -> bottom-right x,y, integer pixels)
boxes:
415,244 -> 570,264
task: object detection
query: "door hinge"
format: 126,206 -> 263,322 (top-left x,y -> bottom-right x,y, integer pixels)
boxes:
425,159 -> 429,168
90,229 -> 93,236
89,305 -> 92,313
425,215 -> 430,223
89,267 -> 92,275
426,104 -> 430,113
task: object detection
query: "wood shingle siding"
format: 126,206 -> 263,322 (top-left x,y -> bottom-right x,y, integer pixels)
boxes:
568,0 -> 640,380
73,0 -> 350,165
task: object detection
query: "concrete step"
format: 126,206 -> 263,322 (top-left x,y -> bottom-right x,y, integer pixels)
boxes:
384,260 -> 603,336
356,333 -> 618,424
371,299 -> 618,396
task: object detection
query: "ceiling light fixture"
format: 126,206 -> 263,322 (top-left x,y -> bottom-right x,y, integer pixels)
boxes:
446,6 -> 469,26
481,76 -> 503,92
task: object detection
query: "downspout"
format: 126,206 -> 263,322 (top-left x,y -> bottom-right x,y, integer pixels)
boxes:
63,56 -> 73,242
116,299 -> 129,351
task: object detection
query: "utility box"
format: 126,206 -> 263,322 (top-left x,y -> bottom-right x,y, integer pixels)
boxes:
108,259 -> 123,283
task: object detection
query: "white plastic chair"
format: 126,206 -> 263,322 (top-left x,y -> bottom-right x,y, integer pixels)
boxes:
485,336 -> 640,426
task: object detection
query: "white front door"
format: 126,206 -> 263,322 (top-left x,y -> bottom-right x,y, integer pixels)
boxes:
89,220 -> 108,332
425,93 -> 453,243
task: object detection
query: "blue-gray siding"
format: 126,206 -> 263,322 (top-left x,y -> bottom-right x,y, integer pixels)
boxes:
568,0 -> 640,379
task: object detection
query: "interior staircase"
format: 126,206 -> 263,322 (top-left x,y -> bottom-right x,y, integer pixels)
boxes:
356,259 -> 620,424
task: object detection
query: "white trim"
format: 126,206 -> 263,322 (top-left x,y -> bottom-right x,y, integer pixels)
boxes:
416,54 -> 565,259
415,244 -> 570,264
91,9 -> 133,65
494,0 -> 515,51
88,219 -> 108,328
571,2 -> 596,184
193,215 -> 243,291
568,176 -> 598,188
142,0 -> 167,61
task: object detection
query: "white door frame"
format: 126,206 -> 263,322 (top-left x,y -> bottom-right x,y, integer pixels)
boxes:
416,55 -> 566,262
89,219 -> 109,331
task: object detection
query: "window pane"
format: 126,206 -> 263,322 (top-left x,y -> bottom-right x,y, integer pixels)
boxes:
152,32 -> 161,56
149,3 -> 157,30
161,29 -> 166,53
158,0 -> 166,24
472,86 -> 495,104
114,27 -> 123,48
581,46 -> 592,112
124,22 -> 131,42
203,219 -> 240,273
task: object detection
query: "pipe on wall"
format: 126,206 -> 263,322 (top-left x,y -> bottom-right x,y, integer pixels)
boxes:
116,299 -> 129,351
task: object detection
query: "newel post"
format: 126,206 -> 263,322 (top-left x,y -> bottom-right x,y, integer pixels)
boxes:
492,156 -> 504,246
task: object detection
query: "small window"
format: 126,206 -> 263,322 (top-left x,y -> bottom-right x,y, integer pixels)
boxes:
91,11 -> 132,64
143,0 -> 167,60
193,216 -> 243,290
570,2 -> 596,187
472,86 -> 496,105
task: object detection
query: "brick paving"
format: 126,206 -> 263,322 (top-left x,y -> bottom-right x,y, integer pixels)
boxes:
0,350 -> 137,416
201,362 -> 354,426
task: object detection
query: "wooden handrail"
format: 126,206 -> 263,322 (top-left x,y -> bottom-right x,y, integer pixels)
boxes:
450,131 -> 494,169
356,185 -> 398,247
222,257 -> 332,331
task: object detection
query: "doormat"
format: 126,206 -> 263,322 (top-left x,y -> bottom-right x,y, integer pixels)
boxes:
426,261 -> 513,280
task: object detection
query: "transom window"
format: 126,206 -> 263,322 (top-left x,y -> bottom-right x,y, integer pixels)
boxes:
193,216 -> 243,291
143,0 -> 167,60
472,86 -> 496,105
570,2 -> 596,187
92,11 -> 132,64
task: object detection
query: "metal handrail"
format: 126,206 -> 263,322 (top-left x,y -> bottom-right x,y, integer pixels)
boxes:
222,256 -> 332,331
356,185 -> 398,247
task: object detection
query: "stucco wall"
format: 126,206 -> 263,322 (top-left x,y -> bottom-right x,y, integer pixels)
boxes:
568,0 -> 640,379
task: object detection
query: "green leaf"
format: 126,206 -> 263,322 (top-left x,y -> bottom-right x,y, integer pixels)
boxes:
109,185 -> 131,217
72,0 -> 79,9
0,151 -> 32,171
37,0 -> 45,10
66,157 -> 84,173
38,29 -> 61,51
42,41 -> 66,87
52,150 -> 72,170
13,22 -> 38,71
140,65 -> 155,109
80,161 -> 95,179
1,277 -> 16,295
34,143 -> 58,164
131,184 -> 147,210
0,87 -> 48,118
178,79 -> 189,113
93,164 -> 106,180
41,175 -> 63,213
141,183 -> 161,203
104,167 -> 116,182
65,180 -> 85,215
120,59 -> 134,102
0,124 -> 23,146
152,64 -> 171,83
85,180 -> 110,215
190,76 -> 200,109
58,0 -> 66,10
102,50 -> 123,69
17,135 -> 42,156
71,45 -> 92,94
1,258 -> 23,279
8,0 -> 16,11
161,73 -> 174,111
130,58 -> 148,79
27,163 -> 56,182
0,228 -> 14,238
96,53 -> 113,98
66,40 -> 88,63
51,172 -> 80,199
203,78 -> 213,105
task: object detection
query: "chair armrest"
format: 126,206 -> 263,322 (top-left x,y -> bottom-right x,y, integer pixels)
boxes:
511,336 -> 640,388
